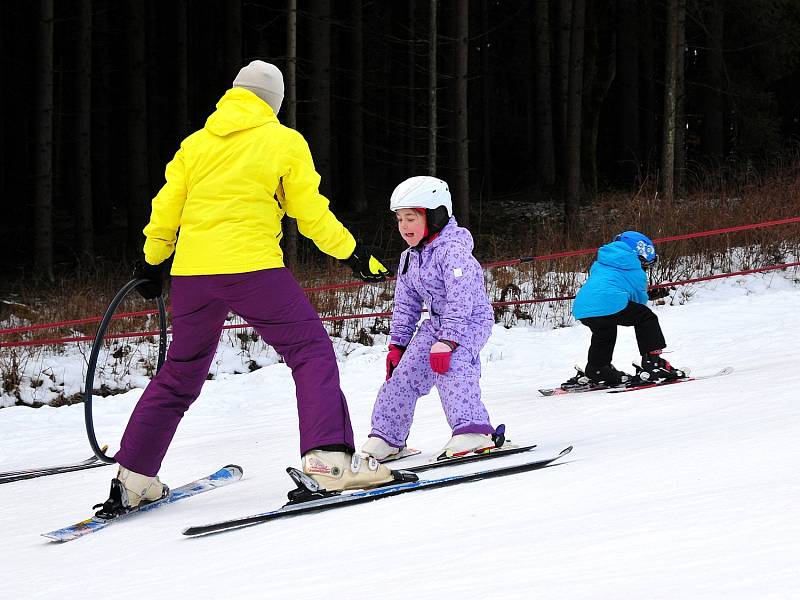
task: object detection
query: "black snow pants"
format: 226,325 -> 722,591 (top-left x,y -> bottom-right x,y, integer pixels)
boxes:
579,301 -> 666,367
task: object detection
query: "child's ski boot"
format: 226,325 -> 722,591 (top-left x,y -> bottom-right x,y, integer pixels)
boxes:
435,432 -> 497,460
583,363 -> 633,385
560,366 -> 592,389
361,436 -> 402,461
636,351 -> 686,382
561,364 -> 632,389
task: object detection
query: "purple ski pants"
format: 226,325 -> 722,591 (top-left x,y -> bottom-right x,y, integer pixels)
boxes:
369,320 -> 493,448
115,268 -> 354,476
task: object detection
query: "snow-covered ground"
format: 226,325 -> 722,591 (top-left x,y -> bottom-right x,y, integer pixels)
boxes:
1,271 -> 798,599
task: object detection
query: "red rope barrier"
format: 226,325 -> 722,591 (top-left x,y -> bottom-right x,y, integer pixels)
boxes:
0,279 -> 399,336
652,216 -> 800,244
2,216 -> 798,339
493,295 -> 577,307
483,215 -> 800,269
3,261 -> 796,349
0,308 -> 160,336
0,329 -> 164,348
658,261 -> 800,287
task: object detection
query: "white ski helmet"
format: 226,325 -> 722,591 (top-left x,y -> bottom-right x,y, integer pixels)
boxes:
390,176 -> 452,215
390,176 -> 452,237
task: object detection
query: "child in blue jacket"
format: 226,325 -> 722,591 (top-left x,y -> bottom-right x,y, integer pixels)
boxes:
569,231 -> 684,385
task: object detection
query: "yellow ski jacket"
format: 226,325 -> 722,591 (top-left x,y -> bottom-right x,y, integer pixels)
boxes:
143,87 -> 356,275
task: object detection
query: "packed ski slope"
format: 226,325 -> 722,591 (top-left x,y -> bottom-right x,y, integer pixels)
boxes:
1,272 -> 798,599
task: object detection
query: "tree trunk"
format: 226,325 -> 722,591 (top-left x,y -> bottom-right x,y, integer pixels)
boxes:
0,19 -> 4,209
381,20 -> 393,186
556,0 -> 572,171
176,0 -> 190,138
674,0 -> 686,194
308,1 -> 332,198
35,0 -> 55,280
453,0 -> 469,225
92,0 -> 113,233
225,0 -> 243,81
77,0 -> 94,264
407,0 -> 418,174
564,0 -> 585,228
145,3 -> 162,200
349,0 -> 367,212
480,0 -> 493,207
616,0 -> 639,183
582,0 -> 616,196
533,0 -> 556,188
283,0 -> 299,269
286,0 -> 298,130
660,0 -> 679,201
702,0 -> 724,161
125,0 -> 149,255
639,0 -> 656,170
427,0 -> 438,176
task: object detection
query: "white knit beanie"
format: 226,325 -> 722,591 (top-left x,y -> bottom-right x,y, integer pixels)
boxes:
232,60 -> 284,114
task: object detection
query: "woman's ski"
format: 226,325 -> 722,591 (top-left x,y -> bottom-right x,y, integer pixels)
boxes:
42,464 -> 243,542
182,446 -> 572,537
1,446 -> 112,485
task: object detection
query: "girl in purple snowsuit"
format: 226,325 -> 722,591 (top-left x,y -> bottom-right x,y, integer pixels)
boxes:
361,176 -> 499,461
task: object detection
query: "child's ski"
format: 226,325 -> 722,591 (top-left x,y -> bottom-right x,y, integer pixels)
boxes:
539,382 -> 620,396
606,367 -> 733,393
42,464 -> 243,543
406,443 -> 538,473
539,367 -> 733,396
380,424 -> 517,466
378,447 -> 422,463
182,447 -> 571,537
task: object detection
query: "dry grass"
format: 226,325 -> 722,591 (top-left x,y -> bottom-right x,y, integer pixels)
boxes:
4,162 -> 799,334
2,163 -> 799,406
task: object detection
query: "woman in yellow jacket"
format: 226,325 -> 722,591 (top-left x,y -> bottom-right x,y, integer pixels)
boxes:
95,61 -> 399,518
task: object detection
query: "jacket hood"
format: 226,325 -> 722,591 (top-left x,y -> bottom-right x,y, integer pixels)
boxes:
596,240 -> 644,271
426,217 -> 473,253
204,88 -> 279,137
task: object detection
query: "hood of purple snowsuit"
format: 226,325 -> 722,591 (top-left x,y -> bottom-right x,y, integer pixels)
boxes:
390,217 -> 494,357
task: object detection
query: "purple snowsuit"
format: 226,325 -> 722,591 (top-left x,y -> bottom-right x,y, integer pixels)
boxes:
369,217 -> 495,448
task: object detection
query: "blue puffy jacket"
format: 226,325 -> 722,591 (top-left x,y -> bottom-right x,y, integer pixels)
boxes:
572,241 -> 649,319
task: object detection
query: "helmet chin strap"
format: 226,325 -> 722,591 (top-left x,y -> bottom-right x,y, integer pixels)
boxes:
414,208 -> 429,239
425,206 -> 450,235
407,206 -> 448,248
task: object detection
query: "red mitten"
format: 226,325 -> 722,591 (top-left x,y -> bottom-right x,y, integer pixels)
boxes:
386,344 -> 405,380
429,351 -> 452,374
429,340 -> 457,374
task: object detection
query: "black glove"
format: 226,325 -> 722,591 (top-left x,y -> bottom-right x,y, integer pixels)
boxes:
344,242 -> 393,282
133,260 -> 166,300
647,286 -> 670,301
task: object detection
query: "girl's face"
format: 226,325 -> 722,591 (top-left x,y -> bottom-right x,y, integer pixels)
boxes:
396,208 -> 426,246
